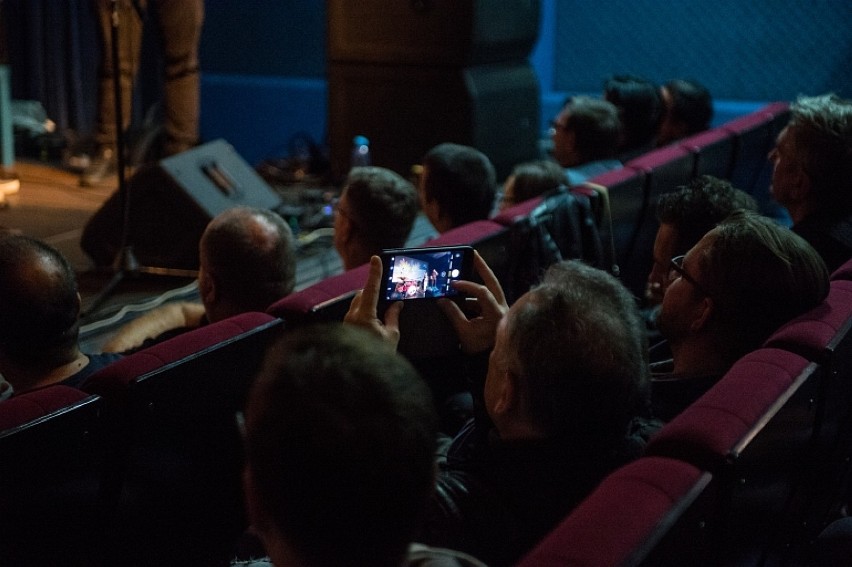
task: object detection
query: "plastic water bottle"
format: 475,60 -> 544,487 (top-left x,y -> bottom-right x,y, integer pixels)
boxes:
351,135 -> 371,168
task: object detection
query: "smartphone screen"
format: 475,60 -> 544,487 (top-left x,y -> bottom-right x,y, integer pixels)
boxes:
381,246 -> 472,301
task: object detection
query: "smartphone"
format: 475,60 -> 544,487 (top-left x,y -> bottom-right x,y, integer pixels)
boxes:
380,245 -> 474,302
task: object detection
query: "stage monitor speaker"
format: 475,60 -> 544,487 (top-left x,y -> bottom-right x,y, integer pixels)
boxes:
327,0 -> 540,66
328,61 -> 540,180
81,139 -> 282,271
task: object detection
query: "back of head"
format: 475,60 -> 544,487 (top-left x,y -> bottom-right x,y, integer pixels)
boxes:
603,74 -> 663,151
200,207 -> 296,313
699,210 -> 829,360
787,93 -> 852,209
563,96 -> 621,163
244,324 -> 438,567
343,166 -> 418,253
663,79 -> 713,135
508,260 -> 648,449
0,235 -> 79,366
422,143 -> 496,228
507,159 -> 566,204
657,175 -> 758,256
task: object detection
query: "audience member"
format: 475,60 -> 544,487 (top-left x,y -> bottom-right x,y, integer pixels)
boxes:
346,253 -> 650,565
769,93 -> 852,272
549,95 -> 622,185
103,206 -> 295,353
656,78 -> 714,146
603,74 -> 663,160
419,143 -> 496,233
652,210 -> 829,421
498,159 -> 566,212
334,166 -> 419,269
238,324 -> 486,567
0,235 -> 122,394
646,175 -> 757,306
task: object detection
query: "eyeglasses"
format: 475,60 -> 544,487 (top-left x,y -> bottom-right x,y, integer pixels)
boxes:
668,255 -> 712,297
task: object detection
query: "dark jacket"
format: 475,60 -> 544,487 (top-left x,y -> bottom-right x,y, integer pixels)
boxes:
422,418 -> 647,566
793,209 -> 852,274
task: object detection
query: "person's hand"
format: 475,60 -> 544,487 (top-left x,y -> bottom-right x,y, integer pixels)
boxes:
344,255 -> 403,349
438,251 -> 508,354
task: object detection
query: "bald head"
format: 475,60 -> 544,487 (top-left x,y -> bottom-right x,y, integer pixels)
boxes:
0,236 -> 80,367
199,207 -> 296,320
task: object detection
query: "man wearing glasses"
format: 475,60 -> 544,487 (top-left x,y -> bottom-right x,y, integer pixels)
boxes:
651,210 -> 828,421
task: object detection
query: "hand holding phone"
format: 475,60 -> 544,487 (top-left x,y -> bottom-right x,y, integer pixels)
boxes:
436,249 -> 509,354
344,256 -> 402,349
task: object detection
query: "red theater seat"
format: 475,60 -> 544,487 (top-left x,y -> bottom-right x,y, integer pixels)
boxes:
0,386 -> 107,564
763,280 -> 852,544
516,457 -> 715,567
831,257 -> 852,281
679,127 -> 735,179
267,263 -> 370,326
646,348 -> 822,563
82,311 -> 284,565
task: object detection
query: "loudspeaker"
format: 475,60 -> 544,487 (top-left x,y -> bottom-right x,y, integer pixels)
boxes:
327,0 -> 540,66
328,61 -> 540,180
81,139 -> 282,270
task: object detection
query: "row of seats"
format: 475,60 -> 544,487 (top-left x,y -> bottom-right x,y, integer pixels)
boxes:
0,312 -> 285,565
518,263 -> 852,566
0,102 -> 793,564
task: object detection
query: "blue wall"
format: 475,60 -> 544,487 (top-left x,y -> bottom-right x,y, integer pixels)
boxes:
198,0 -> 851,166
549,0 -> 851,100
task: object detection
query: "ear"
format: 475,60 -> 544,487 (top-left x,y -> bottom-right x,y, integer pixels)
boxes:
199,269 -> 216,307
492,368 -> 518,417
690,296 -> 714,332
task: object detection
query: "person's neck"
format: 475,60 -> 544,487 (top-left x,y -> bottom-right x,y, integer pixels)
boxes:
669,338 -> 730,378
788,200 -> 818,225
341,242 -> 372,271
4,350 -> 89,394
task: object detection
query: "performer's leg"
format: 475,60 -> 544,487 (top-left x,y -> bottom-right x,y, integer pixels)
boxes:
154,0 -> 204,156
84,0 -> 144,185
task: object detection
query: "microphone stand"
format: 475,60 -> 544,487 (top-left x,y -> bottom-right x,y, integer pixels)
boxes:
82,0 -> 197,320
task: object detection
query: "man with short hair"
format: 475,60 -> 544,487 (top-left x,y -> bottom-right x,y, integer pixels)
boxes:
550,95 -> 622,185
769,93 -> 852,273
419,143 -> 496,233
334,166 -> 419,270
646,175 -> 757,305
103,206 -> 296,353
657,78 -> 714,146
346,253 -> 650,565
603,74 -> 663,160
0,235 -> 122,394
239,324 -> 485,567
652,210 -> 829,421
